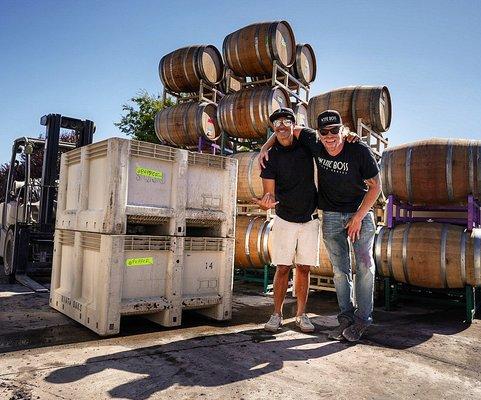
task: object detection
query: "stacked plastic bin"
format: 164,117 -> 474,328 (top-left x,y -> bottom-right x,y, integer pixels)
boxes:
50,138 -> 237,335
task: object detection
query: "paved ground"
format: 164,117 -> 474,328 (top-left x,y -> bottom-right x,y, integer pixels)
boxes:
1,273 -> 480,400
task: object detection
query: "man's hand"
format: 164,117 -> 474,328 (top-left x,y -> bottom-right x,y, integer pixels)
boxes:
345,213 -> 363,242
252,192 -> 279,210
343,130 -> 360,143
258,148 -> 269,169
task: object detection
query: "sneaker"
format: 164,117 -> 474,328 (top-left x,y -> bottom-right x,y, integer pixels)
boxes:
342,322 -> 369,342
327,318 -> 352,341
264,314 -> 282,332
295,314 -> 315,333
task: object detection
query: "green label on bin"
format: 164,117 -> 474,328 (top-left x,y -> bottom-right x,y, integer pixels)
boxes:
126,257 -> 154,267
136,166 -> 164,182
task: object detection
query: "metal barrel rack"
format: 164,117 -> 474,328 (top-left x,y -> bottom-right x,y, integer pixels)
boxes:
383,194 -> 481,323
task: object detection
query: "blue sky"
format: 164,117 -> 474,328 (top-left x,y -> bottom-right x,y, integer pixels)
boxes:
1,0 -> 480,164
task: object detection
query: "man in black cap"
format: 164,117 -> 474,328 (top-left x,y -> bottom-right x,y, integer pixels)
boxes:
259,109 -> 381,342
253,107 -> 319,333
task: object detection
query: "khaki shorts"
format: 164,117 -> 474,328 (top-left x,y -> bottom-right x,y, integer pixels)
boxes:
270,215 -> 320,267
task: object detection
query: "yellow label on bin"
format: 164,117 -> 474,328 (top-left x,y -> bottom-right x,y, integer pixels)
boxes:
135,166 -> 164,182
125,257 -> 154,267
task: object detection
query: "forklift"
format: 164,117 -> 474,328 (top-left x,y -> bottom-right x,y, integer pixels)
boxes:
0,114 -> 95,290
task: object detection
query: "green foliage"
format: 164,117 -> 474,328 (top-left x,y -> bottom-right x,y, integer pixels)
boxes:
115,91 -> 173,143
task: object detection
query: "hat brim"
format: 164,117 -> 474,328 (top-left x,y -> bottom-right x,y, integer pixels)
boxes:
319,123 -> 342,129
269,113 -> 296,123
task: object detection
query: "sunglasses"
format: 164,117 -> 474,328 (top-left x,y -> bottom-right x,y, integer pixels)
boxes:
273,119 -> 293,128
319,126 -> 341,136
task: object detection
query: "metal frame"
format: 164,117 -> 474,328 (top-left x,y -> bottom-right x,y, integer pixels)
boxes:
162,79 -> 223,106
386,194 -> 481,231
234,265 -> 274,293
357,118 -> 388,161
384,277 -> 480,324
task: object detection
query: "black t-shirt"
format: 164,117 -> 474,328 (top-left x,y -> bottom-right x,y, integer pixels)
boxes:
260,136 -> 318,223
298,128 -> 379,213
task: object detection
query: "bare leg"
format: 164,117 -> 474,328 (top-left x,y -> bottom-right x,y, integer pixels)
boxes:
295,264 -> 311,316
273,265 -> 291,315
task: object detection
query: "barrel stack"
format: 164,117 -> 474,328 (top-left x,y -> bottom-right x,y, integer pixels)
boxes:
376,138 -> 481,322
155,45 -> 225,150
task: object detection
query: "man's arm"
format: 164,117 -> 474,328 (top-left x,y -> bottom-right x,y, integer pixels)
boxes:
259,127 -> 304,168
345,173 -> 382,242
252,178 -> 278,210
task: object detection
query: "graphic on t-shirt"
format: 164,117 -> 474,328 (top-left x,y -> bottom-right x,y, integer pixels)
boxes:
316,157 -> 349,175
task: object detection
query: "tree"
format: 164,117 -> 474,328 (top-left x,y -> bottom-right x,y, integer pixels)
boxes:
115,91 -> 173,143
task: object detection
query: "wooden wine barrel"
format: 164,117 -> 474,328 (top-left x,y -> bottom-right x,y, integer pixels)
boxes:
290,44 -> 317,86
223,21 -> 296,77
218,86 -> 291,139
159,45 -> 224,93
293,103 -> 309,127
375,223 -> 481,288
155,102 -> 221,147
231,152 -> 263,202
308,86 -> 392,132
235,216 -> 273,269
381,138 -> 481,205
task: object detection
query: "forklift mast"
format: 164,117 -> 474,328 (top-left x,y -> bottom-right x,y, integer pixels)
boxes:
2,114 -> 95,287
38,114 -> 95,232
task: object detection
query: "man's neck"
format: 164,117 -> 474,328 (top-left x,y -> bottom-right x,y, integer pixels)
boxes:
277,134 -> 294,147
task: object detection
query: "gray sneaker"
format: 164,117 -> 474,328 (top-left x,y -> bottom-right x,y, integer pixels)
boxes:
264,314 -> 282,332
327,318 -> 352,341
342,323 -> 369,342
295,314 -> 315,333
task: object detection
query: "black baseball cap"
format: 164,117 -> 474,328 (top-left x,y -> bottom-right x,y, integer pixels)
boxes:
269,107 -> 296,123
317,110 -> 343,130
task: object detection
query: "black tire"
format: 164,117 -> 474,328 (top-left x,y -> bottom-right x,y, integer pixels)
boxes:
3,228 -> 15,277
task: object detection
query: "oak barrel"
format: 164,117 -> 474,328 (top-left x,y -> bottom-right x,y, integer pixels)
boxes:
293,103 -> 309,127
235,216 -> 273,269
381,138 -> 481,205
223,21 -> 296,77
231,152 -> 263,202
218,86 -> 291,139
159,45 -> 224,93
375,223 -> 481,288
308,86 -> 392,132
155,102 -> 221,147
290,44 -> 317,86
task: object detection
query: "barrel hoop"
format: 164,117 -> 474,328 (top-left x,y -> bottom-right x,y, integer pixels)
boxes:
233,29 -> 249,77
460,230 -> 467,286
168,53 -> 181,93
468,142 -> 475,195
249,89 -> 260,133
406,148 -> 413,203
195,46 -> 207,84
387,228 -> 394,279
228,92 -> 241,138
247,153 -> 258,199
369,87 -> 377,130
374,226 -> 385,275
386,150 -> 393,196
162,108 -> 174,145
254,23 -> 269,75
262,218 -> 274,265
181,47 -> 193,93
256,218 -> 264,267
181,104 -> 191,146
440,224 -> 449,289
446,141 -> 454,202
195,103 -> 207,143
268,22 -> 279,68
401,224 -> 411,284
351,86 -> 359,128
244,217 -> 256,268
474,229 -> 481,286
